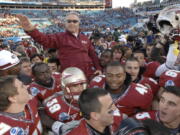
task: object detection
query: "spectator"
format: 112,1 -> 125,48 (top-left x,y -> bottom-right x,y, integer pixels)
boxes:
30,53 -> 43,65
15,44 -> 27,57
122,45 -> 133,61
99,49 -> 112,71
18,57 -> 32,85
16,13 -> 102,80
111,45 -> 124,63
133,51 -> 146,67
145,44 -> 154,61
47,48 -> 58,59
47,57 -> 61,73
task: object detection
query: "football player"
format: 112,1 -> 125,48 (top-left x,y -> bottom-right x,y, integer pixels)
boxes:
28,62 -> 61,101
134,86 -> 180,135
125,57 -> 160,95
0,50 -> 20,76
66,88 -> 149,135
43,67 -> 87,122
89,61 -> 153,116
0,75 -> 42,135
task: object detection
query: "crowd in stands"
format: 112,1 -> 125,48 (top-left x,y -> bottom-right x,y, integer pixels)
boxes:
0,7 -> 137,38
134,0 -> 180,12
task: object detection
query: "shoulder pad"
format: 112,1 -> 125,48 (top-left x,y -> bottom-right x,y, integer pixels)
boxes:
117,118 -> 148,135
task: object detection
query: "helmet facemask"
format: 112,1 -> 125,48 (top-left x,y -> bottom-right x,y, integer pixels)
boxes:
63,81 -> 87,106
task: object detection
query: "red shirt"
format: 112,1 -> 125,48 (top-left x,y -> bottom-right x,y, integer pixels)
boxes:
27,30 -> 101,79
159,70 -> 180,87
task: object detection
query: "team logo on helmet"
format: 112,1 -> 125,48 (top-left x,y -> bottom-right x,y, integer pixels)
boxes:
11,55 -> 16,59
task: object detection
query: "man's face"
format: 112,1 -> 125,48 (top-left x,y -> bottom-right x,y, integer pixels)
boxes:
48,63 -> 58,73
64,82 -> 87,102
31,56 -> 42,64
107,35 -> 113,42
112,50 -> 123,61
100,51 -> 112,67
146,46 -> 153,58
105,66 -> 126,90
133,53 -> 145,67
159,92 -> 180,126
97,94 -> 117,126
13,78 -> 31,105
125,61 -> 140,81
20,62 -> 32,76
124,48 -> 132,58
68,82 -> 86,93
65,14 -> 80,34
35,65 -> 52,85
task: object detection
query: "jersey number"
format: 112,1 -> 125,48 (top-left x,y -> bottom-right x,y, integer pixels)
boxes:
46,98 -> 61,113
135,84 -> 148,95
135,112 -> 151,119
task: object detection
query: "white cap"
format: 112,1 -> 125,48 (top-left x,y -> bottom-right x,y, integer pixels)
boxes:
118,35 -> 127,43
0,50 -> 20,70
119,38 -> 127,43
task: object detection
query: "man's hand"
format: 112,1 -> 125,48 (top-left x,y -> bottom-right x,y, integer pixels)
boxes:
52,120 -> 80,135
15,14 -> 36,32
94,70 -> 102,76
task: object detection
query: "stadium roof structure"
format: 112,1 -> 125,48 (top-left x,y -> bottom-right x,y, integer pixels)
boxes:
0,0 -> 108,10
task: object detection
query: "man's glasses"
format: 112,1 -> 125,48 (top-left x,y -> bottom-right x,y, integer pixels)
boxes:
67,20 -> 79,23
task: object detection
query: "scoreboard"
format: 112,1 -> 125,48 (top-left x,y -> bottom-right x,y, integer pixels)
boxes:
105,0 -> 112,8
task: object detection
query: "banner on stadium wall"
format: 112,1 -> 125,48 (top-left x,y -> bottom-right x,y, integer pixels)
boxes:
105,0 -> 112,8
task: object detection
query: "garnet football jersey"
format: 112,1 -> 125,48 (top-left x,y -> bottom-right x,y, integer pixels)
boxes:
0,98 -> 42,135
29,73 -> 61,101
159,70 -> 180,87
89,75 -> 153,116
43,92 -> 81,123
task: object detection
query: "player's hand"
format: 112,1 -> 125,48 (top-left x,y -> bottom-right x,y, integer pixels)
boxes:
52,120 -> 80,135
15,14 -> 37,32
94,70 -> 102,76
172,41 -> 180,56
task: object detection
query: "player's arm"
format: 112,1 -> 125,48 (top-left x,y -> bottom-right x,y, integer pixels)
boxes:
155,42 -> 179,77
39,105 -> 80,135
15,14 -> 59,49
